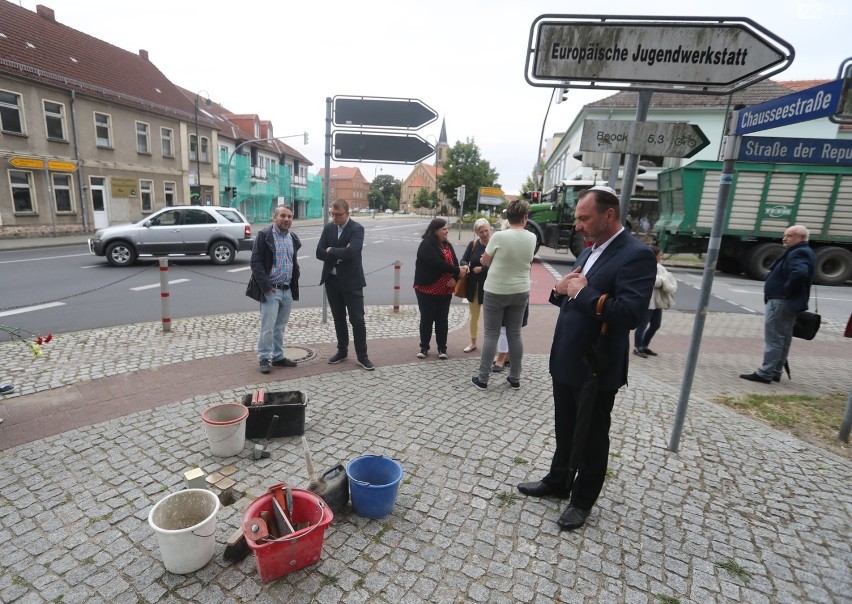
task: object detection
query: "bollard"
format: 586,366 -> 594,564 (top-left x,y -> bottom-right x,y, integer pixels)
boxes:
393,260 -> 401,312
159,258 -> 171,332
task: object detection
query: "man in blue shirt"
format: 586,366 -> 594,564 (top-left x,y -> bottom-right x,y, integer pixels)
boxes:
740,225 -> 816,384
250,205 -> 301,374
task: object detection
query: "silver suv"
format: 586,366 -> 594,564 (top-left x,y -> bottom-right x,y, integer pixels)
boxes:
88,206 -> 253,266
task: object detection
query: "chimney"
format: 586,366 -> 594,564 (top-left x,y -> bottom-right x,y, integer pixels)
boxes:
139,49 -> 149,61
36,5 -> 56,21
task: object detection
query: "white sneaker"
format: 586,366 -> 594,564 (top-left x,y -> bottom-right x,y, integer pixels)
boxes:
416,350 -> 427,359
438,352 -> 448,360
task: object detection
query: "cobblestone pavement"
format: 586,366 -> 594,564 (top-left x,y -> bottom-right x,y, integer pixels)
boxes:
1,306 -> 850,603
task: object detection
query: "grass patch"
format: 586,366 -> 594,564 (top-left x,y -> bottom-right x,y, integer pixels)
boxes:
655,595 -> 681,604
717,559 -> 752,583
320,574 -> 338,587
715,392 -> 849,458
513,457 -> 528,465
496,491 -> 518,508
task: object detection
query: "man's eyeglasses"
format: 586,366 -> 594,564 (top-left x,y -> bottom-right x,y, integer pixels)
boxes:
330,211 -> 346,217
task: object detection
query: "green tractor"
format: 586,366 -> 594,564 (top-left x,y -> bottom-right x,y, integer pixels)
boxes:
525,180 -> 599,256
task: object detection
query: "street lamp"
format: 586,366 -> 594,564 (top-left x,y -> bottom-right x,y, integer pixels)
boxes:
194,90 -> 212,205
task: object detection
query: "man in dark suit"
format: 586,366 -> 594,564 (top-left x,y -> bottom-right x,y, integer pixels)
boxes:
740,224 -> 816,383
316,200 -> 374,370
517,186 -> 655,530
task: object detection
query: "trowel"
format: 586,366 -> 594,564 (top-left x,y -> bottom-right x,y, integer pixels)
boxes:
253,415 -> 278,460
302,436 -> 349,513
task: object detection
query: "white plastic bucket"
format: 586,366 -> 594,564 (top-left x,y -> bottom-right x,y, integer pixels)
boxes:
201,403 -> 249,457
148,488 -> 220,574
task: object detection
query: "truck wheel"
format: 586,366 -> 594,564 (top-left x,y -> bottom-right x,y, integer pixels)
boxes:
742,243 -> 784,281
524,224 -> 541,255
569,231 -> 585,257
814,246 -> 852,286
209,240 -> 236,265
105,241 -> 137,267
716,255 -> 741,274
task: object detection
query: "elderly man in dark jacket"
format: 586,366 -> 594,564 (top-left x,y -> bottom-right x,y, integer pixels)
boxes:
740,224 -> 816,384
249,205 -> 301,374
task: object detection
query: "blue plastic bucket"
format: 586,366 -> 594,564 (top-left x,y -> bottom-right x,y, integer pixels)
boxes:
346,455 -> 403,518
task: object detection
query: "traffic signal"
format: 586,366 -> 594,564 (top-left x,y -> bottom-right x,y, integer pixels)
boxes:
303,132 -> 309,145
531,191 -> 540,202
554,87 -> 569,104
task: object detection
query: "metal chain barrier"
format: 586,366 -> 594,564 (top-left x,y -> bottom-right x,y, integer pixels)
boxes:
0,264 -> 154,313
169,261 -> 398,289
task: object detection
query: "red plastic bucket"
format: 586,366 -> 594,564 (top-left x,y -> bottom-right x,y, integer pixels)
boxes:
242,488 -> 333,582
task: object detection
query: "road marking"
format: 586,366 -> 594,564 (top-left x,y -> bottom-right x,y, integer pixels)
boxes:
130,279 -> 190,291
0,302 -> 66,317
228,266 -> 250,273
0,253 -> 91,264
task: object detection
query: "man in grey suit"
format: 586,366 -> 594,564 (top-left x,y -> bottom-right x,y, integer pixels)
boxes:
316,199 -> 374,370
517,186 -> 656,530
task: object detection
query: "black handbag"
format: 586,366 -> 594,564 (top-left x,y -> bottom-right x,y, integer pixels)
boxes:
793,311 -> 820,340
245,274 -> 264,302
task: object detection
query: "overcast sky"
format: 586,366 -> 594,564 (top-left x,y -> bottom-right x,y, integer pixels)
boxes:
20,0 -> 851,193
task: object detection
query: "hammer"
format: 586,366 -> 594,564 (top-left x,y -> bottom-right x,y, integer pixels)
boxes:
253,415 -> 278,460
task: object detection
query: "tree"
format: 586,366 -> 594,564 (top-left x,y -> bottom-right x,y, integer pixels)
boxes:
413,187 -> 434,210
438,138 -> 500,211
371,174 -> 402,210
521,160 -> 543,195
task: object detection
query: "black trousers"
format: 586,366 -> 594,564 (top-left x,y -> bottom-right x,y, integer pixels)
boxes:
546,380 -> 617,510
324,275 -> 368,359
415,290 -> 451,352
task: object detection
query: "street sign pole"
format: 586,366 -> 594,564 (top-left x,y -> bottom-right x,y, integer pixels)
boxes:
669,108 -> 742,453
618,90 -> 651,225
322,97 -> 333,325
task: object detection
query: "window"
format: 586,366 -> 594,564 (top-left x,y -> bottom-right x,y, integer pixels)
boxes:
0,89 -> 24,134
161,127 -> 174,157
52,173 -> 73,212
43,100 -> 66,141
94,112 -> 112,147
164,181 -> 176,206
200,137 -> 209,162
140,179 -> 153,212
10,170 -> 35,212
189,134 -> 198,161
136,121 -> 150,153
184,208 -> 216,225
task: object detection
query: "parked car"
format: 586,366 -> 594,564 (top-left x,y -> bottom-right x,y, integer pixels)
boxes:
384,209 -> 393,214
88,206 -> 253,266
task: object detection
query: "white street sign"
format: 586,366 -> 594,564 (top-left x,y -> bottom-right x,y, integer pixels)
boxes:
526,16 -> 792,94
579,120 -> 710,158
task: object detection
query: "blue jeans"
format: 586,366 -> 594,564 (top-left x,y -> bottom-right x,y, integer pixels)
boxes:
634,308 -> 662,350
257,288 -> 293,361
758,299 -> 796,380
477,291 -> 529,383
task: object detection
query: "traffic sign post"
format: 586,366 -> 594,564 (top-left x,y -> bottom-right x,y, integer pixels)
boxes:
525,15 -> 793,94
737,136 -> 852,166
332,132 -> 435,164
580,119 -> 709,158
333,96 -> 437,130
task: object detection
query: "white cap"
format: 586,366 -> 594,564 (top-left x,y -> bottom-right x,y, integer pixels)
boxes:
589,185 -> 617,196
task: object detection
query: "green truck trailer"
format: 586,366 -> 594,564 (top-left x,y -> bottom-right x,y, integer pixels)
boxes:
656,160 -> 852,286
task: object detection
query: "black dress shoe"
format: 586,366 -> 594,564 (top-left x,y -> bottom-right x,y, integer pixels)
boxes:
328,350 -> 348,364
272,357 -> 296,367
557,505 -> 591,530
739,372 -> 772,384
517,481 -> 570,498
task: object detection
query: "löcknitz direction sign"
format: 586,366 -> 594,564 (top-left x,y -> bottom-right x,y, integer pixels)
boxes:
333,96 -> 438,130
333,132 -> 435,164
579,120 -> 709,158
527,16 -> 791,93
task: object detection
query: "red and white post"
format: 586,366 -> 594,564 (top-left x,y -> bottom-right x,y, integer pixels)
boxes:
158,258 -> 171,332
393,260 -> 401,313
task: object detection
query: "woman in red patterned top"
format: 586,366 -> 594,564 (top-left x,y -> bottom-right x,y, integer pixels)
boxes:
413,218 -> 469,359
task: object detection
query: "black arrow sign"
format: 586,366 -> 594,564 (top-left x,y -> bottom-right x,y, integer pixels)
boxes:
333,132 -> 435,164
333,97 -> 438,130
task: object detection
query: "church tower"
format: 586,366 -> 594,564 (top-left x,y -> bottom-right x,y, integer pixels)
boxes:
435,118 -> 449,168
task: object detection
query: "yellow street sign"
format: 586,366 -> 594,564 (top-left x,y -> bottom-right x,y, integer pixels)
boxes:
47,160 -> 78,171
9,157 -> 45,169
479,187 -> 504,197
